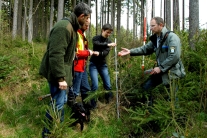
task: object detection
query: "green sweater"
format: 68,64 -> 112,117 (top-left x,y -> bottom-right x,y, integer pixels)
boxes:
39,13 -> 79,86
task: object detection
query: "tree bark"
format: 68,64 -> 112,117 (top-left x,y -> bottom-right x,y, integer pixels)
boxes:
71,0 -> 76,11
182,0 -> 185,30
151,0 -> 155,18
0,0 -> 2,29
28,0 -> 33,42
50,0 -> 54,31
126,0 -> 129,32
12,0 -> 19,39
57,0 -> 64,21
22,0 -> 28,41
111,0 -> 115,30
95,0 -> 98,35
107,0 -> 110,24
165,0 -> 171,30
117,0 -> 121,36
189,0 -> 199,50
140,0 -> 144,38
17,0 -> 22,36
132,0 -> 135,38
173,0 -> 180,31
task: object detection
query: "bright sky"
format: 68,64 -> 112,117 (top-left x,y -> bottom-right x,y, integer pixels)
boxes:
91,0 -> 207,30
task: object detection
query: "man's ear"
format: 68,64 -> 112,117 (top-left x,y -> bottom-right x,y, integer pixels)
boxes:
159,23 -> 164,27
79,14 -> 85,18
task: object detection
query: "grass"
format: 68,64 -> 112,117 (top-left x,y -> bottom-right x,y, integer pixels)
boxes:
1,32 -> 207,137
0,39 -> 123,137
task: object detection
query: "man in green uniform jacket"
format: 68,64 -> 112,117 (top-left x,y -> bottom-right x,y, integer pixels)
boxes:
118,17 -> 185,105
39,2 -> 92,137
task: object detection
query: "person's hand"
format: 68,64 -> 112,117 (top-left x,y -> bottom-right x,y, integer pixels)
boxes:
118,48 -> 130,56
88,49 -> 93,56
58,81 -> 68,90
150,67 -> 161,74
108,42 -> 116,47
93,51 -> 99,56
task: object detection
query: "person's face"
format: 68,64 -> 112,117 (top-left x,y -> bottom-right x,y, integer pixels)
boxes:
150,19 -> 163,35
102,29 -> 112,38
77,14 -> 91,26
81,18 -> 90,31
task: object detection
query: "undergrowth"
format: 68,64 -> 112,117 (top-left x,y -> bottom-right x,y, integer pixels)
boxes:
0,30 -> 207,137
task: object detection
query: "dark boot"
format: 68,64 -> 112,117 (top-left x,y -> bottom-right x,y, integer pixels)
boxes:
90,99 -> 96,109
81,94 -> 91,121
105,91 -> 113,104
67,95 -> 76,107
81,94 -> 92,109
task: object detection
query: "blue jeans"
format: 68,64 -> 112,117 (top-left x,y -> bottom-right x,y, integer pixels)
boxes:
89,62 -> 111,91
89,62 -> 112,107
142,74 -> 163,91
141,74 -> 163,106
42,82 -> 67,137
68,68 -> 91,98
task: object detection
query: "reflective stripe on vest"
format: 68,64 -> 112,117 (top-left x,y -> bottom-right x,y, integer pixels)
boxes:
76,32 -> 84,53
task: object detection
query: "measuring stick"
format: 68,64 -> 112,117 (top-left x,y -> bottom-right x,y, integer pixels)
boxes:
114,38 -> 120,119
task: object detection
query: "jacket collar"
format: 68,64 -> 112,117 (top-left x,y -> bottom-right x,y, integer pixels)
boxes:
69,13 -> 81,31
149,27 -> 169,47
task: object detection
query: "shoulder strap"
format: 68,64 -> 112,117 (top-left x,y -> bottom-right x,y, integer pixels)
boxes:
156,31 -> 172,65
159,31 -> 172,47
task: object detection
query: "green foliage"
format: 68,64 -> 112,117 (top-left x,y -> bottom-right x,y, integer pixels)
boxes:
1,24 -> 207,137
105,30 -> 207,137
0,55 -> 15,79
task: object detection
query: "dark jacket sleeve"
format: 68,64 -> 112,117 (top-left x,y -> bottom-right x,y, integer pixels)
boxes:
92,36 -> 111,57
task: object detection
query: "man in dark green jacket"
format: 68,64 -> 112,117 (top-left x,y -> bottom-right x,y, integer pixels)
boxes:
39,2 -> 91,137
118,17 -> 185,105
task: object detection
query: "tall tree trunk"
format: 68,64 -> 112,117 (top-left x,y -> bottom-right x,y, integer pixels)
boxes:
50,0 -> 54,31
100,0 -> 103,27
57,0 -> 64,21
33,0 -> 38,39
22,0 -> 28,41
28,0 -> 33,42
165,0 -> 171,30
111,0 -> 115,30
87,0 -> 91,41
95,0 -> 98,35
132,0 -> 135,38
117,0 -> 121,37
0,0 -> 2,29
164,0 -> 166,22
17,0 -> 22,36
151,0 -> 155,18
103,0 -> 106,25
189,0 -> 199,50
182,0 -> 185,30
44,0 -> 49,39
173,0 -> 180,31
140,0 -> 144,38
107,0 -> 110,24
71,0 -> 76,11
126,0 -> 129,32
12,0 -> 19,39
160,0 -> 162,17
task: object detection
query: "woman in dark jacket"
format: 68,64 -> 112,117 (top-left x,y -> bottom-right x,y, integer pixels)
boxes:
89,24 -> 116,108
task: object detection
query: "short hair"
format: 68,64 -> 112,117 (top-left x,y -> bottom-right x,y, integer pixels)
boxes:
74,2 -> 92,17
102,24 -> 113,31
151,17 -> 165,26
